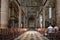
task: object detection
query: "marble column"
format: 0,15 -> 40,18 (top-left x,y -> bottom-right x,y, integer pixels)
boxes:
11,8 -> 15,28
0,0 -> 1,26
0,11 -> 1,26
1,0 -> 9,28
36,11 -> 39,27
24,16 -> 25,28
19,7 -> 22,28
56,0 -> 60,27
42,8 -> 45,28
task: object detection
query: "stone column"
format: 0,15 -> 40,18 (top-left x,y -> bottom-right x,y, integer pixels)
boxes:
1,0 -> 9,28
19,7 -> 22,28
0,11 -> 1,26
0,0 -> 1,26
11,8 -> 15,28
56,0 -> 60,27
36,11 -> 39,28
42,8 -> 45,28
24,16 -> 25,28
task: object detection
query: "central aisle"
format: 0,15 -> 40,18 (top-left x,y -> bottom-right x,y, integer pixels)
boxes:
14,30 -> 49,40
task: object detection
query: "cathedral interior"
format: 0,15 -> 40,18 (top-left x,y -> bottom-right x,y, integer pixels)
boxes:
0,0 -> 60,40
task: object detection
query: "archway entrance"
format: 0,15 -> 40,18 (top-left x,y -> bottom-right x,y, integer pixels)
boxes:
28,15 -> 35,29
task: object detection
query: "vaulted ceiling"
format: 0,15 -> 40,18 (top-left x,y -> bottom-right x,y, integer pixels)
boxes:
21,0 -> 43,6
12,0 -> 55,15
20,0 -> 44,15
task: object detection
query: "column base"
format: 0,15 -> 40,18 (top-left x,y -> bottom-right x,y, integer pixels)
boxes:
0,24 -> 8,29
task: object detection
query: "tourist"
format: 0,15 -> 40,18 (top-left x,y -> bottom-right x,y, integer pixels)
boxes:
47,24 -> 54,40
54,25 -> 59,33
54,25 -> 59,40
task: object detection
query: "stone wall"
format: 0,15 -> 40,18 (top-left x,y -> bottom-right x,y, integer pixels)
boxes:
56,0 -> 60,27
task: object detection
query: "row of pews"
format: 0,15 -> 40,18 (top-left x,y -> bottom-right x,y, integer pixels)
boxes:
0,28 -> 28,40
0,28 -> 60,40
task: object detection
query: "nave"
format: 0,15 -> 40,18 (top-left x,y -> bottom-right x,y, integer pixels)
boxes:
0,0 -> 60,40
14,30 -> 49,40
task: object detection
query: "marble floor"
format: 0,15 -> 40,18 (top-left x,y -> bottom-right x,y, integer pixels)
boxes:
14,30 -> 49,40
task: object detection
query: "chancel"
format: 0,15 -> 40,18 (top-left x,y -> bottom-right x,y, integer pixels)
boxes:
0,0 -> 60,40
